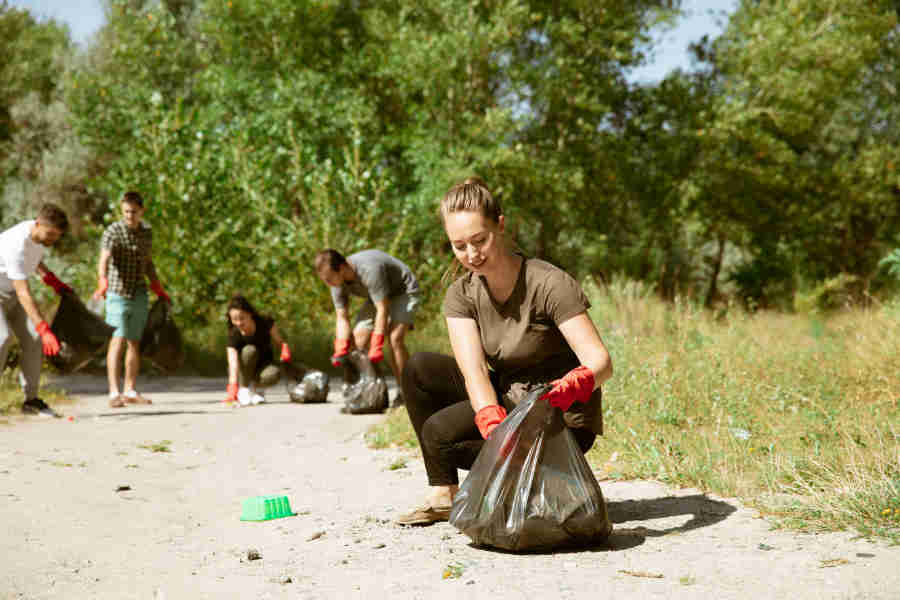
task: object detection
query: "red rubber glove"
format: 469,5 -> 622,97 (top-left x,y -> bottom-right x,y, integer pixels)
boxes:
474,404 -> 507,440
35,321 -> 60,356
540,366 -> 595,412
41,271 -> 72,296
280,342 -> 292,363
92,277 -> 109,300
331,337 -> 350,367
225,382 -> 239,403
368,332 -> 385,364
150,280 -> 171,303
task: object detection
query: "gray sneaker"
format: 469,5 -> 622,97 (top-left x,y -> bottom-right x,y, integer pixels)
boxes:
22,398 -> 61,418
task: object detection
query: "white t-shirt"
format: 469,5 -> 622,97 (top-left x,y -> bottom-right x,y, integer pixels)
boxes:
0,220 -> 45,294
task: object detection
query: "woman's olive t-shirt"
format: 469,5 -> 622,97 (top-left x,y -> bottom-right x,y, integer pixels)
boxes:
443,257 -> 587,380
442,258 -> 602,433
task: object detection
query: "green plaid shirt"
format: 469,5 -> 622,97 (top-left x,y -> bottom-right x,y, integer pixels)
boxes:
101,220 -> 158,298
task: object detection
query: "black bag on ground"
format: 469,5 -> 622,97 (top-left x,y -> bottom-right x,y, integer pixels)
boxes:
48,294 -> 116,373
449,385 -> 612,552
283,362 -> 330,403
139,300 -> 185,373
340,350 -> 388,414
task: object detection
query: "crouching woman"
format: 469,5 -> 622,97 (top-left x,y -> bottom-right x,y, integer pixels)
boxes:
224,294 -> 292,406
396,176 -> 613,526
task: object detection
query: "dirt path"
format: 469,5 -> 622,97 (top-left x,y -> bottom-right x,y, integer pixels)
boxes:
2,375 -> 898,599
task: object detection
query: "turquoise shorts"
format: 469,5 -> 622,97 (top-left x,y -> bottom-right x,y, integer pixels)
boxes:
105,290 -> 149,341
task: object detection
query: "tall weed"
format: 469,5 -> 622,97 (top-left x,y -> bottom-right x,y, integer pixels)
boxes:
369,278 -> 900,541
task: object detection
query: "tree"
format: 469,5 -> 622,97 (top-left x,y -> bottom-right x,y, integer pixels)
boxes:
687,0 -> 900,305
66,0 -> 683,327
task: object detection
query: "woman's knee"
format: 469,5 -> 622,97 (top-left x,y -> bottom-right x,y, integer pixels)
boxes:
257,365 -> 281,388
239,345 -> 259,364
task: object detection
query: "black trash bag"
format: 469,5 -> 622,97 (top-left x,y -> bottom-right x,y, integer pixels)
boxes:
48,294 -> 116,373
139,300 -> 185,373
449,385 -> 612,552
340,350 -> 388,414
283,362 -> 330,403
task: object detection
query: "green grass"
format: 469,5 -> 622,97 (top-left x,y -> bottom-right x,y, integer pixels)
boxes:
138,440 -> 172,453
366,278 -> 900,542
0,369 -> 71,416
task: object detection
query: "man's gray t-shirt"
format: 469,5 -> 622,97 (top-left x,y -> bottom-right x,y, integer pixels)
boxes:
330,250 -> 419,310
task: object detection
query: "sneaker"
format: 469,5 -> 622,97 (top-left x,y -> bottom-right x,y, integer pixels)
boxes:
250,391 -> 266,405
22,398 -> 61,418
123,391 -> 152,405
237,387 -> 252,406
109,395 -> 126,408
395,501 -> 452,526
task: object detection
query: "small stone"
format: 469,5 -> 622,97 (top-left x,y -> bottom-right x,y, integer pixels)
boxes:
372,543 -> 386,549
246,548 -> 262,561
281,576 -> 292,584
307,530 -> 325,541
466,580 -> 475,585
115,485 -> 131,492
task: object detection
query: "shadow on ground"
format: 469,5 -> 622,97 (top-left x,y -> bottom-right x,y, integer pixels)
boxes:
465,493 -> 736,555
46,374 -> 225,396
607,494 -> 737,537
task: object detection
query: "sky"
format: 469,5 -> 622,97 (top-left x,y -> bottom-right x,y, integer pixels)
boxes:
7,0 -> 738,83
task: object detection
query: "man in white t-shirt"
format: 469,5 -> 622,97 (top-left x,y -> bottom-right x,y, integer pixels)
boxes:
0,204 -> 73,417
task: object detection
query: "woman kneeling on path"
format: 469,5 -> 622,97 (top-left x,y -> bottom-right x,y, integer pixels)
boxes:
396,176 -> 613,526
224,294 -> 293,406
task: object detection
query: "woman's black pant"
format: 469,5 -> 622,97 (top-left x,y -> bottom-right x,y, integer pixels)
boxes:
401,351 -> 596,487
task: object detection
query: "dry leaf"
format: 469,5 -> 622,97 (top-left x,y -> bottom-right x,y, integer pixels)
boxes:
819,558 -> 850,568
619,569 -> 664,579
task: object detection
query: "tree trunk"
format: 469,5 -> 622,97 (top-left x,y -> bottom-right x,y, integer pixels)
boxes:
705,236 -> 726,308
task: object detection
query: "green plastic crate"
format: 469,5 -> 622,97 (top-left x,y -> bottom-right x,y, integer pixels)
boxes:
240,495 -> 297,521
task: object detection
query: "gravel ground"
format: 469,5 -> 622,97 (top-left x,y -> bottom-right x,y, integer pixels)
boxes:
1,374 -> 898,599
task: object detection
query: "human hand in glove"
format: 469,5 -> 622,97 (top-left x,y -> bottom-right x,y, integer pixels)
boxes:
42,271 -> 72,296
368,332 -> 385,364
474,404 -> 507,440
331,338 -> 350,367
540,366 -> 595,412
225,382 -> 239,403
35,321 -> 60,356
150,280 -> 171,303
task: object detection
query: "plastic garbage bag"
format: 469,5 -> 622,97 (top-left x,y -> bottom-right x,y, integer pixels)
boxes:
283,362 -> 330,403
340,350 -> 388,414
48,293 -> 116,373
139,300 -> 185,373
449,385 -> 612,552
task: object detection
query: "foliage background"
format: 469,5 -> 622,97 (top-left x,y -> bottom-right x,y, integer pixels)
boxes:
1,0 -> 899,362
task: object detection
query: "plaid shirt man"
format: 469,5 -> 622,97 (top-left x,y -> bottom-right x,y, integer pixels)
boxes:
100,220 -> 158,298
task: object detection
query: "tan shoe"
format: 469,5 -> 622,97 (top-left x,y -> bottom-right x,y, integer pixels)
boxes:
109,395 -> 126,408
124,392 -> 152,405
395,502 -> 452,526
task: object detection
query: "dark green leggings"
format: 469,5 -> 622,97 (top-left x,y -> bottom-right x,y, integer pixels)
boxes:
239,345 -> 281,388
